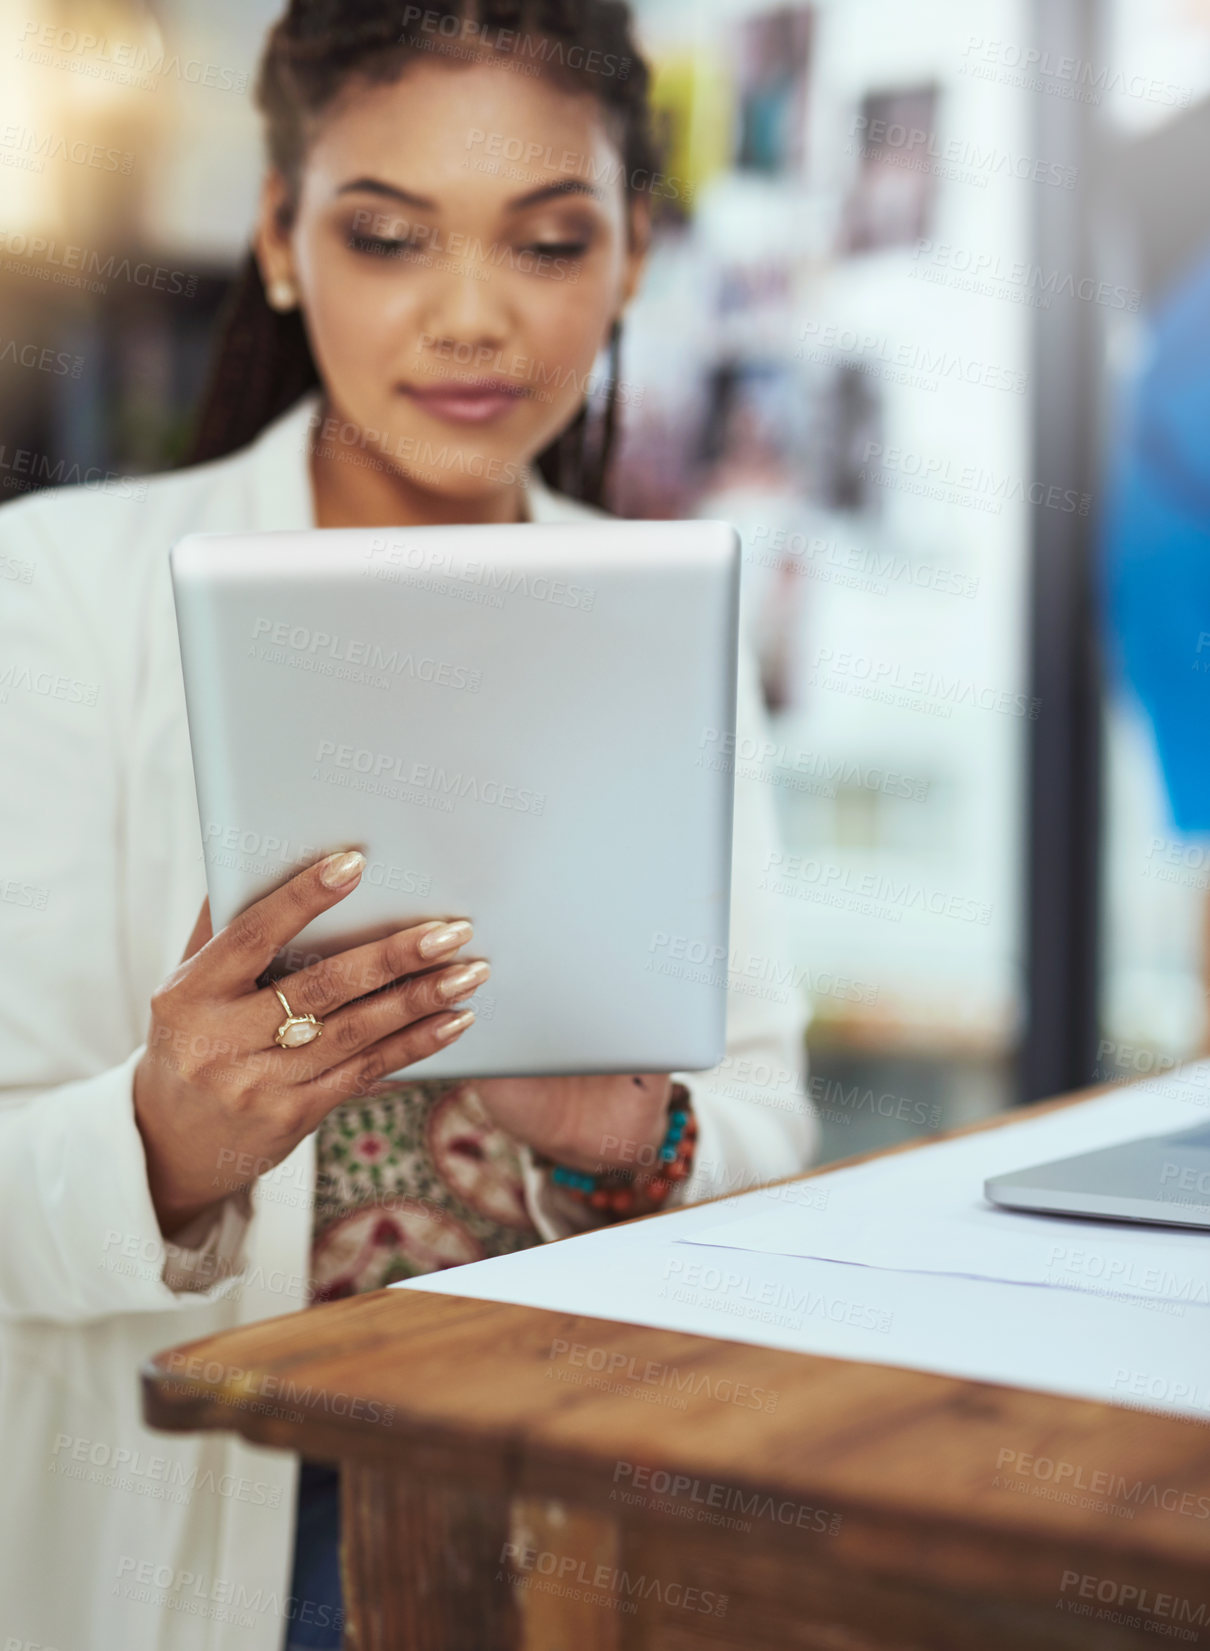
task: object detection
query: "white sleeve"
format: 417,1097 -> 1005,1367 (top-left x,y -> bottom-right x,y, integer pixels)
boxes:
0,1056 -> 253,1323
672,636 -> 816,1203
0,493 -> 252,1324
518,639 -> 816,1239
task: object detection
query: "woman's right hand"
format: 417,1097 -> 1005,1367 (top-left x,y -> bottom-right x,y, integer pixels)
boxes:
132,849 -> 487,1237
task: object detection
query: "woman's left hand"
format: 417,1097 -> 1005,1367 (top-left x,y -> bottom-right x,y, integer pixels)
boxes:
473,1073 -> 673,1173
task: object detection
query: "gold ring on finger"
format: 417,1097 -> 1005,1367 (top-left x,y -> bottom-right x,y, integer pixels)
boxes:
272,983 -> 324,1049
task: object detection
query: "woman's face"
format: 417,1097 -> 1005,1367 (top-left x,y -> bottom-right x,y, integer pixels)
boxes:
257,54 -> 648,501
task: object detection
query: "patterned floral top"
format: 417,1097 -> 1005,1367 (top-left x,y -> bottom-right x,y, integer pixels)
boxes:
308,1079 -> 545,1301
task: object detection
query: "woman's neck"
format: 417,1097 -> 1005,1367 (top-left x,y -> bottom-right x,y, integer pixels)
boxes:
309,418 -> 528,529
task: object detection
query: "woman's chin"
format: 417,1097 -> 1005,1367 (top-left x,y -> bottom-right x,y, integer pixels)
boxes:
394,452 -> 531,500
315,421 -> 535,501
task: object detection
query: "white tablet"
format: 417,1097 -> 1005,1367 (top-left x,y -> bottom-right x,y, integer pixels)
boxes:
170,521 -> 739,1080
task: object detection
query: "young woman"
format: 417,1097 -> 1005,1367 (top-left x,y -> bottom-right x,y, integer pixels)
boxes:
0,4 -> 813,1647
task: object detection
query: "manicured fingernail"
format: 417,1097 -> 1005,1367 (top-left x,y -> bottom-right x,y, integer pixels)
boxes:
438,959 -> 490,999
319,850 -> 365,889
435,1008 -> 475,1041
418,919 -> 473,958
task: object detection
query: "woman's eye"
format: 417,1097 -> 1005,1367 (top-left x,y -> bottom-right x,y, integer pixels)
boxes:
523,241 -> 589,259
346,233 -> 427,259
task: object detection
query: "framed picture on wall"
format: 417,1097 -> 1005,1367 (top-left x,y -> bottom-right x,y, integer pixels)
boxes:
843,83 -> 940,253
734,5 -> 813,174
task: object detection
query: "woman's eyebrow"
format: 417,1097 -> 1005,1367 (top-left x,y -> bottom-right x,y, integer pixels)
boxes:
335,177 -> 436,209
506,179 -> 604,210
333,176 -> 604,211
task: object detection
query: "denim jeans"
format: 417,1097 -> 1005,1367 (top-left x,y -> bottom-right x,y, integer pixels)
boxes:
285,1461 -> 345,1650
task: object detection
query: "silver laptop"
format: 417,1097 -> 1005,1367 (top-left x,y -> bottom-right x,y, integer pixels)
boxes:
170,520 -> 740,1081
985,1119 -> 1210,1229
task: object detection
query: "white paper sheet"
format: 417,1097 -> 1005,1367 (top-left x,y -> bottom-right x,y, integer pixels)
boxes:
683,1074 -> 1210,1306
398,1088 -> 1210,1419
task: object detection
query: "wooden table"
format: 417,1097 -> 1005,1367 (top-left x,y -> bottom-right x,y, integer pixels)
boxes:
142,1098 -> 1210,1650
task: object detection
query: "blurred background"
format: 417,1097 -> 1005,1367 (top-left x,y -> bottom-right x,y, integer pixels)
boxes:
4,0 -> 1210,1163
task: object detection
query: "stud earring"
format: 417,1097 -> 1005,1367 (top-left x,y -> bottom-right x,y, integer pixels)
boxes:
267,277 -> 297,311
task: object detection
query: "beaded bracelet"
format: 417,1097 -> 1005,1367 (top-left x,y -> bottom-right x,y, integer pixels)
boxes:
549,1082 -> 697,1217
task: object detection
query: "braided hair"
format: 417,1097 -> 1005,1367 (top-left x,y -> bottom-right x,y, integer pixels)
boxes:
187,0 -> 659,507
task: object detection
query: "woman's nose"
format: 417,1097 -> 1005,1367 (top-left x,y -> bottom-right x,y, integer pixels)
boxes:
418,260 -> 514,356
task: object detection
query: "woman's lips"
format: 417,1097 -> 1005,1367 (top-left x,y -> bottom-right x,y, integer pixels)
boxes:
397,380 -> 527,425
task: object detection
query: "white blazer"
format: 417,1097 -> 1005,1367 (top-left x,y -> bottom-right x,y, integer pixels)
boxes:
0,391 -> 813,1651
